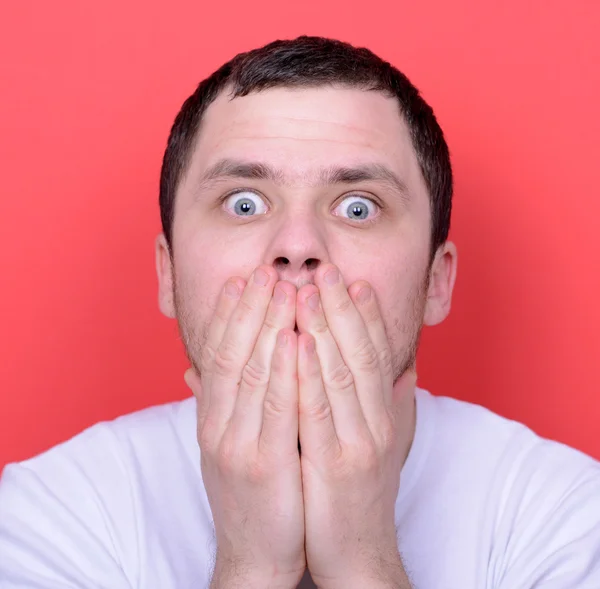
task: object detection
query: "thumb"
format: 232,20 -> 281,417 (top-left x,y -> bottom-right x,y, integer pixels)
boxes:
184,367 -> 202,400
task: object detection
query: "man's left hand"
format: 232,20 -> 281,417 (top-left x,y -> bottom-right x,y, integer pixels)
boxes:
295,264 -> 416,589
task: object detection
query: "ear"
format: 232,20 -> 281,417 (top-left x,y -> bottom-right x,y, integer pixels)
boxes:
423,241 -> 458,326
155,234 -> 176,319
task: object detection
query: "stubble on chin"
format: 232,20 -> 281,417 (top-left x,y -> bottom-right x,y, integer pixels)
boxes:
172,267 -> 430,386
172,276 -> 210,377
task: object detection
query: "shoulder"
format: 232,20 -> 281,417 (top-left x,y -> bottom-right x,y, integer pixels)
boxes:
420,389 -> 600,586
5,396 -> 197,478
0,395 -> 198,509
1,396 -> 200,523
0,397 -> 202,585
421,388 -> 599,478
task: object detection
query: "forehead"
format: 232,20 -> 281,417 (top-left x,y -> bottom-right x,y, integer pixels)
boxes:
185,86 -> 423,190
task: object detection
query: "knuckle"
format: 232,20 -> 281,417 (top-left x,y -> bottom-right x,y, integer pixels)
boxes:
261,314 -> 280,334
357,444 -> 379,472
263,394 -> 289,420
325,362 -> 355,391
378,347 -> 393,376
216,436 -> 243,475
241,358 -> 269,389
313,319 -> 330,336
198,419 -> 218,453
235,296 -> 257,317
213,340 -> 239,376
244,456 -> 268,485
353,338 -> 379,373
342,436 -> 378,470
200,343 -> 217,372
302,397 -> 332,424
334,296 -> 353,314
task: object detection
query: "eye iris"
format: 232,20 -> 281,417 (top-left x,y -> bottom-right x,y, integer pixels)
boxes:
347,201 -> 368,220
234,198 -> 256,216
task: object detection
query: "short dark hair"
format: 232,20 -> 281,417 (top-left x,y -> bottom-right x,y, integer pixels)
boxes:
159,36 -> 452,262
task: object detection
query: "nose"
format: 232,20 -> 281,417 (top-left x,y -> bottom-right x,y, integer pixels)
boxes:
264,217 -> 328,288
273,255 -> 320,288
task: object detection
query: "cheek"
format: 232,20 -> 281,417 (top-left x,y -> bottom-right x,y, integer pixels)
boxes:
173,229 -> 263,311
336,241 -> 428,326
367,267 -> 416,325
178,209 -> 268,271
336,241 -> 414,299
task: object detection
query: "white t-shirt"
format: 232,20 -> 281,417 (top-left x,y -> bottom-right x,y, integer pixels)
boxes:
1,388 -> 599,588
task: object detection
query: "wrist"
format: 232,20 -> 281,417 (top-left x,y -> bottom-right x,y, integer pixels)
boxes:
210,557 -> 303,589
210,572 -> 298,589
314,555 -> 411,589
320,574 -> 410,589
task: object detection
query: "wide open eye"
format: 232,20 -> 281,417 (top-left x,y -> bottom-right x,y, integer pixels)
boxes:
224,190 -> 268,217
333,195 -> 378,222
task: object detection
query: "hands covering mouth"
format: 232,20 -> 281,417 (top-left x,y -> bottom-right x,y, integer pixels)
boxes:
184,263 -> 416,588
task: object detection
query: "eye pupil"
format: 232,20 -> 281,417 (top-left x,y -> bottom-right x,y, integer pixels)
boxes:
234,198 -> 256,216
346,201 -> 369,220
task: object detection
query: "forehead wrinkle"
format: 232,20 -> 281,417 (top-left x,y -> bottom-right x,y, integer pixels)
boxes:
194,157 -> 410,203
216,134 -> 380,148
234,115 -> 390,137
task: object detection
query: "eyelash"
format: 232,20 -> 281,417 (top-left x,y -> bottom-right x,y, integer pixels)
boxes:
334,195 -> 382,225
220,189 -> 384,223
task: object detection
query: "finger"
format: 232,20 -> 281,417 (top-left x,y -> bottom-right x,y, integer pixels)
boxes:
230,280 -> 297,445
196,277 -> 246,427
258,328 -> 300,454
297,333 -> 340,459
205,265 -> 278,441
313,264 -> 387,432
201,278 -> 247,377
346,279 -> 395,405
184,367 -> 202,400
296,283 -> 370,445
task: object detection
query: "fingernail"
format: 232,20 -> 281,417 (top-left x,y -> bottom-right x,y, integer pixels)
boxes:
277,330 -> 289,348
224,281 -> 240,298
356,285 -> 371,304
307,293 -> 320,311
253,268 -> 269,286
324,268 -> 339,285
273,285 -> 287,305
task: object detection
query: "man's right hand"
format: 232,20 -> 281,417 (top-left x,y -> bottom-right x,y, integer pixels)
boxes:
184,266 -> 305,589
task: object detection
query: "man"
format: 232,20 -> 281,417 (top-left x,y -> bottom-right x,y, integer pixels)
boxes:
1,35 -> 599,589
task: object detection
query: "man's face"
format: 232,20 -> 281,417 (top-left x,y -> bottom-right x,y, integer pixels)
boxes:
156,86 -> 456,381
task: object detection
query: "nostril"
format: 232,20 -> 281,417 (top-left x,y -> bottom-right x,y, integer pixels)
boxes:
275,257 -> 290,266
305,258 -> 319,271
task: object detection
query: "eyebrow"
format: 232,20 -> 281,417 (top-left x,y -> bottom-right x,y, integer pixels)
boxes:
196,158 -> 410,201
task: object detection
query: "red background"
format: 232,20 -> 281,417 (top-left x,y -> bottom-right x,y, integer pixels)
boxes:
1,0 -> 599,469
